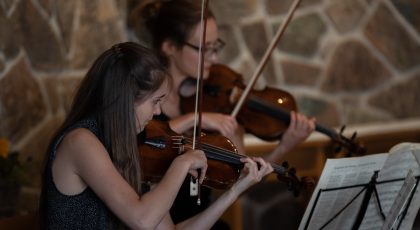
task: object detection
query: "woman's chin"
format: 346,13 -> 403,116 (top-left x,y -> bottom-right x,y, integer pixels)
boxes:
136,125 -> 143,134
203,69 -> 210,79
137,121 -> 149,133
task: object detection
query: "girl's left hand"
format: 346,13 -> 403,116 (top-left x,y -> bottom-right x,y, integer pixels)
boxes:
232,157 -> 273,194
280,111 -> 316,151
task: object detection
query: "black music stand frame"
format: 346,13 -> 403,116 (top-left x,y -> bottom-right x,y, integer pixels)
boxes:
303,171 -> 420,230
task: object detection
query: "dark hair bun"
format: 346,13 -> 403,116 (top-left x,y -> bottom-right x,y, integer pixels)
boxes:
141,1 -> 162,31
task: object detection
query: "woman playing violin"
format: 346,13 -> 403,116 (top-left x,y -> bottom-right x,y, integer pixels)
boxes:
39,42 -> 272,229
131,0 -> 316,228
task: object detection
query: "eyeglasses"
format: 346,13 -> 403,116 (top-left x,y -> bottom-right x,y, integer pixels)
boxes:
183,38 -> 225,57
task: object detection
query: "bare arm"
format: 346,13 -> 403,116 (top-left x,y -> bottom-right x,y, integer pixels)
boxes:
167,112 -> 195,134
53,128 -> 206,229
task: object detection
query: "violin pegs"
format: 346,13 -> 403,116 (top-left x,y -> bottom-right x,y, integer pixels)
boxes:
282,161 -> 289,169
351,131 -> 357,141
334,145 -> 342,153
300,176 -> 316,188
339,125 -> 346,135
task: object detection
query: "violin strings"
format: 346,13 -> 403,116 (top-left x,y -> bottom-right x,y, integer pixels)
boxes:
169,136 -> 288,174
171,136 -> 241,158
182,138 -> 286,173
168,138 -> 232,162
172,137 -> 243,164
183,138 -> 244,160
178,141 -> 241,165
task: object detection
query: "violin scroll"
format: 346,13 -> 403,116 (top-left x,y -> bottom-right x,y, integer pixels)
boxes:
273,161 -> 316,196
330,125 -> 366,157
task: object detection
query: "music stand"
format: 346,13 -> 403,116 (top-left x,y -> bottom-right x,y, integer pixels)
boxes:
302,171 -> 420,230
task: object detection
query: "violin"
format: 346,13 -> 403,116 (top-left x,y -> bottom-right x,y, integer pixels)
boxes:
138,119 -> 303,195
180,64 -> 366,155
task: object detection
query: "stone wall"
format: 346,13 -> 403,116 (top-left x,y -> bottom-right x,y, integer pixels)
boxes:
207,0 -> 420,128
203,1 -> 420,228
0,0 -> 127,215
0,0 -> 419,224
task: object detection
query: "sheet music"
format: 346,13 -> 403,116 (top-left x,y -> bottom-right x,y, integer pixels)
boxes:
299,153 -> 387,230
363,143 -> 420,230
299,143 -> 420,230
381,170 -> 417,230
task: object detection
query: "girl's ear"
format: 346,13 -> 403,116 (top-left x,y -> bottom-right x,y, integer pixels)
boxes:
161,39 -> 178,56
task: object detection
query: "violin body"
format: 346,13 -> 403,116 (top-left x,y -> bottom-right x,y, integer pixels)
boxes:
138,119 -> 241,190
138,120 -> 301,193
180,64 -> 366,154
180,64 -> 297,141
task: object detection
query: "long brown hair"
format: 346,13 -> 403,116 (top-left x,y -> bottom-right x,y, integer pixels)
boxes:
70,42 -> 167,190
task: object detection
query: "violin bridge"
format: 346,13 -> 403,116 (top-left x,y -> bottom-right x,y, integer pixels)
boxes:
171,136 -> 184,154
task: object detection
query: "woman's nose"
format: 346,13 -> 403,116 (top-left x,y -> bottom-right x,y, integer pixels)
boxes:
205,51 -> 218,63
154,106 -> 162,115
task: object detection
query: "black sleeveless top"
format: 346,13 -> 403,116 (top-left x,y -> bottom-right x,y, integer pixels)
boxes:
45,118 -> 109,229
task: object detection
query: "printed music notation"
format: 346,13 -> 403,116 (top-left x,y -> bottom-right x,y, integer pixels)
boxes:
299,143 -> 420,230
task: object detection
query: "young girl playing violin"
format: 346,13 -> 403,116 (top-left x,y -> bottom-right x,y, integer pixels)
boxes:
131,0 -> 316,228
39,42 -> 272,229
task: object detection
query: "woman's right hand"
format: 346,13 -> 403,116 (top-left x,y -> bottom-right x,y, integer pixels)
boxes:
177,149 -> 207,184
201,112 -> 238,138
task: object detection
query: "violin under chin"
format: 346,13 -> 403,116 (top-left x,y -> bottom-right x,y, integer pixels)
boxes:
137,122 -> 147,134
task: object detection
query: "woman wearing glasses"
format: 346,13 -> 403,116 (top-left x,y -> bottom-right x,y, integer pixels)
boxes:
131,0 -> 316,228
